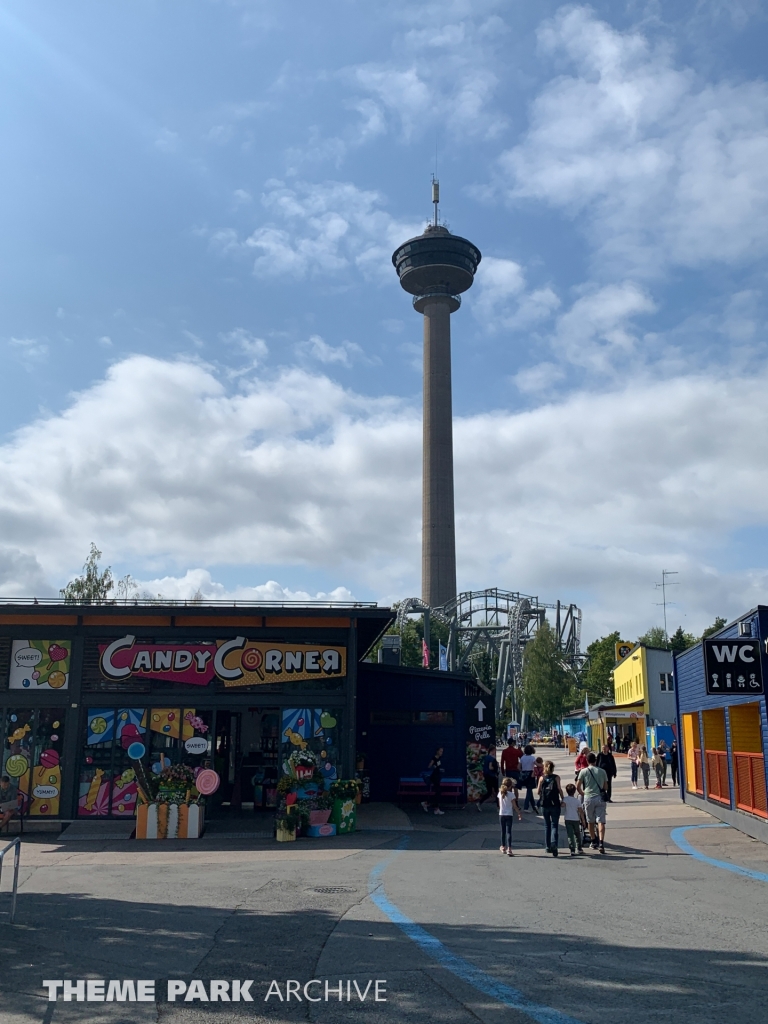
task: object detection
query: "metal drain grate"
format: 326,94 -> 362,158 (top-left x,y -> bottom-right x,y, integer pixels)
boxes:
309,886 -> 357,894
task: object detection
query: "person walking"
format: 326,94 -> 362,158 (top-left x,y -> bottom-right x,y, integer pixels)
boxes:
638,746 -> 651,789
500,736 -> 523,785
670,742 -> 679,787
481,747 -> 500,808
574,745 -> 589,782
536,761 -> 565,856
576,752 -> 608,853
658,741 -> 669,786
533,756 -> 544,810
562,783 -> 585,856
421,746 -> 445,815
596,743 -> 618,802
498,777 -> 522,856
651,748 -> 664,789
628,740 -> 640,789
519,745 -> 538,812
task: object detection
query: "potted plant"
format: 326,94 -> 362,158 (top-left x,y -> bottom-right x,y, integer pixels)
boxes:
134,762 -> 205,840
275,805 -> 297,843
329,779 -> 359,834
310,788 -> 333,826
288,748 -> 318,782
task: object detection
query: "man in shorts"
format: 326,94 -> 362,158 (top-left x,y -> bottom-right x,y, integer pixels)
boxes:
576,752 -> 608,854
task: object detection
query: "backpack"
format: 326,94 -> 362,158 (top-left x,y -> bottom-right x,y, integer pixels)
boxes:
541,775 -> 560,808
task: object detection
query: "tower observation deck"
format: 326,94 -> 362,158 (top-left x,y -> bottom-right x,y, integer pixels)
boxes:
392,184 -> 481,608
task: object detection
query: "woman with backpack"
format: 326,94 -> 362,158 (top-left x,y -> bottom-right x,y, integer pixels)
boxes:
536,760 -> 565,856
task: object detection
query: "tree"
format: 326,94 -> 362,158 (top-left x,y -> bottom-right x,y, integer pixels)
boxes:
638,626 -> 668,648
668,626 -> 696,654
60,544 -> 136,605
701,616 -> 727,640
637,624 -> 695,654
371,606 -> 450,669
519,621 -> 575,726
582,631 -> 621,703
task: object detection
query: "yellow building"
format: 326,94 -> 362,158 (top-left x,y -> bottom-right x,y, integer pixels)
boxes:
588,643 -> 676,749
614,646 -> 650,713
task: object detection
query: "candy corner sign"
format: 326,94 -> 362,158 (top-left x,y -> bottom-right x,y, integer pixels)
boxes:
99,636 -> 346,687
10,640 -> 71,690
216,638 -> 346,688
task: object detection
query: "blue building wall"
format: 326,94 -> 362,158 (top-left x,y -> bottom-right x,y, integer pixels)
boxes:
357,663 -> 473,802
674,608 -> 768,839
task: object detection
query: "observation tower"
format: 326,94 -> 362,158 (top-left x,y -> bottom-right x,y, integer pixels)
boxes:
392,182 -> 481,608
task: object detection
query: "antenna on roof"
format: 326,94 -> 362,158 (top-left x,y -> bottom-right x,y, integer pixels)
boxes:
431,175 -> 439,227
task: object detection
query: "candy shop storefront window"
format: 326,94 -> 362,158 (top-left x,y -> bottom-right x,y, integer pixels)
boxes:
2,708 -> 66,817
79,707 -> 213,818
280,708 -> 342,786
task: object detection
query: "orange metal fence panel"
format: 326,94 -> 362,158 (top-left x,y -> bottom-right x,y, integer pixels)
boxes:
705,750 -> 730,805
734,753 -> 768,818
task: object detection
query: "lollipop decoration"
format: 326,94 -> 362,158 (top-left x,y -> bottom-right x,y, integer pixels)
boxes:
195,769 -> 220,796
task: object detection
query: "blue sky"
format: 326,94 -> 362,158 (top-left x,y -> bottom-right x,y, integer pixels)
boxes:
2,0 -> 768,641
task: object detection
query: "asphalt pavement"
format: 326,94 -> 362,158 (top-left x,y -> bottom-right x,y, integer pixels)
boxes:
1,748 -> 767,1024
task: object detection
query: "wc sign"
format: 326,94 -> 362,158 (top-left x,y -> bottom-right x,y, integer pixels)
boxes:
703,638 -> 763,695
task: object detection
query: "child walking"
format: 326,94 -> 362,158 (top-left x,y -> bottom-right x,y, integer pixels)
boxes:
562,784 -> 585,855
498,777 -> 522,856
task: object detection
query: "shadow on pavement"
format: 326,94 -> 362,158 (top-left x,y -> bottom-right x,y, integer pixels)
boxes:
0,887 -> 765,1023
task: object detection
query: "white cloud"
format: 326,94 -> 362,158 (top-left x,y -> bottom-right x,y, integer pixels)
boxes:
345,5 -> 509,144
219,328 -> 269,363
3,354 -> 768,639
0,546 -> 52,597
550,282 -> 656,372
130,568 -> 354,604
298,334 -> 363,368
98,336 -> 113,348
9,337 -> 48,368
494,5 -> 768,275
212,179 -> 421,283
154,128 -> 180,153
513,362 -> 564,395
472,256 -> 563,334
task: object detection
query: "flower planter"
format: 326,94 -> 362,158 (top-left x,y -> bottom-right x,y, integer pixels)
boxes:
276,824 -> 296,843
309,809 -> 331,826
307,823 -> 336,838
135,802 -> 204,840
331,798 -> 356,834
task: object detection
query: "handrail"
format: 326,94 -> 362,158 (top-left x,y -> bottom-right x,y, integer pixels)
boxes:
0,837 -> 20,924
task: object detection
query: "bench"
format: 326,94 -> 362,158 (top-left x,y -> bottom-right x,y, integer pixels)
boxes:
397,777 -> 465,803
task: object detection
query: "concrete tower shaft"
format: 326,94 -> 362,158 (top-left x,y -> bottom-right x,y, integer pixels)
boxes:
392,207 -> 481,609
421,295 -> 456,607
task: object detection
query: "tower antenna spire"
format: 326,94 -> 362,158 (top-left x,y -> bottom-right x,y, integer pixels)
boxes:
431,175 -> 439,228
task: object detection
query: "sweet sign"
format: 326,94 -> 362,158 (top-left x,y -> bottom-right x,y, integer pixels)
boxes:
99,636 -> 346,687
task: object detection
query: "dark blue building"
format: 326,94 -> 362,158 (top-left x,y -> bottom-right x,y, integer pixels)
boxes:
356,663 -> 480,802
676,607 -> 768,842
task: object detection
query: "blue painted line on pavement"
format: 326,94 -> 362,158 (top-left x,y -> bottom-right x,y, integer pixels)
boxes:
368,838 -> 584,1024
670,823 -> 768,883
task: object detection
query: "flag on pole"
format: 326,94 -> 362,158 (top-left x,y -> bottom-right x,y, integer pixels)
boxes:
438,642 -> 447,671
422,639 -> 430,668
584,692 -> 590,715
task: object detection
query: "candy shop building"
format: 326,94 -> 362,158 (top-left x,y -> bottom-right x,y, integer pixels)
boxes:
0,601 -> 392,827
